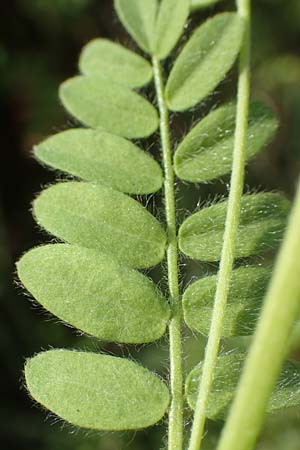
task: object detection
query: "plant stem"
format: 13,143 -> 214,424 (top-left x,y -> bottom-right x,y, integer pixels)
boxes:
152,57 -> 183,450
216,179 -> 300,450
187,1 -> 251,449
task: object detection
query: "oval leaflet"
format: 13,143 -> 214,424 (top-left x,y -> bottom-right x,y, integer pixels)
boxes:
114,0 -> 158,54
17,244 -> 170,344
186,353 -> 300,420
60,75 -> 158,139
154,0 -> 189,60
25,350 -> 170,430
174,102 -> 278,183
79,38 -> 153,88
166,13 -> 245,111
179,193 -> 290,261
33,182 -> 167,269
34,129 -> 163,195
183,266 -> 271,337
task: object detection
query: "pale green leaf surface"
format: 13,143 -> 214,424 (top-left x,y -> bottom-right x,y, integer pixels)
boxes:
114,0 -> 158,53
34,129 -> 163,194
17,244 -> 170,343
60,76 -> 158,139
183,266 -> 271,337
175,102 -> 278,183
186,354 -> 300,420
79,39 -> 153,88
25,350 -> 170,430
190,0 -> 222,11
166,13 -> 245,111
154,0 -> 189,60
179,194 -> 290,261
33,182 -> 166,269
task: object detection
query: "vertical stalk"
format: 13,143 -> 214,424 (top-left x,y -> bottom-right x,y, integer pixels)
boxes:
152,57 -> 183,450
216,179 -> 300,450
187,1 -> 251,450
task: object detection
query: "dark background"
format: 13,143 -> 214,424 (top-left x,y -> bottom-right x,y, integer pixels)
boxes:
1,1 -> 300,449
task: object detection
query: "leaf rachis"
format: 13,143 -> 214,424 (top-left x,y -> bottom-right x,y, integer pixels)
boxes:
187,1 -> 251,448
153,56 -> 184,450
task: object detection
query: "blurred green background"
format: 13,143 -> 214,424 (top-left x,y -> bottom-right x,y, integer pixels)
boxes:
1,1 -> 300,449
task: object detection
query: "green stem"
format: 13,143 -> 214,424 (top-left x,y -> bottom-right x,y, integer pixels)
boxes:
187,1 -> 251,449
216,179 -> 300,450
152,57 -> 183,450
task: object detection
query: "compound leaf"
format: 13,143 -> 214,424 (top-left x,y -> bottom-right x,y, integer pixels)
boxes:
183,266 -> 271,337
33,182 -> 167,269
190,0 -> 223,11
34,129 -> 163,195
154,0 -> 189,60
79,38 -> 153,88
179,193 -> 290,261
175,102 -> 278,183
25,350 -> 170,430
60,76 -> 158,139
114,0 -> 158,54
17,244 -> 170,343
186,353 -> 300,420
166,13 -> 245,111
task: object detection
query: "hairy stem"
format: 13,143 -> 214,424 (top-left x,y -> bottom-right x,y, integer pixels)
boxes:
217,179 -> 300,450
152,57 -> 183,450
187,1 -> 251,449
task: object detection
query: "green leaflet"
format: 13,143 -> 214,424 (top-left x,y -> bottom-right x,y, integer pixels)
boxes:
59,76 -> 158,139
25,350 -> 170,430
115,0 -> 189,59
166,13 -> 245,111
190,0 -> 223,11
17,244 -> 170,344
186,353 -> 300,420
34,129 -> 163,195
183,266 -> 271,337
179,193 -> 290,261
79,39 -> 153,88
114,0 -> 158,54
33,182 -> 167,269
174,102 -> 278,183
154,0 -> 189,60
